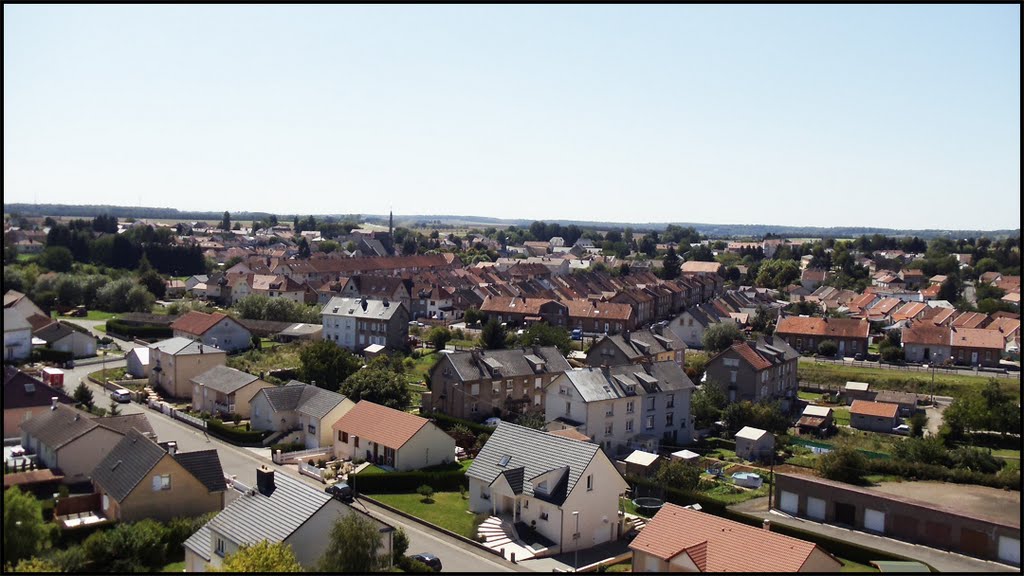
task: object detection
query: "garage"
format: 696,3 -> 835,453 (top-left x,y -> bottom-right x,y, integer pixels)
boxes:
806,497 -> 826,520
998,536 -> 1020,565
779,491 -> 798,515
835,502 -> 856,526
960,528 -> 989,558
864,508 -> 886,533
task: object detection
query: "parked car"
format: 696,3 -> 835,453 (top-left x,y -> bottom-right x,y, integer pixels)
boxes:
324,482 -> 354,502
110,388 -> 132,403
892,424 -> 911,436
571,328 -> 583,341
483,417 -> 502,427
853,353 -> 865,361
410,553 -> 442,572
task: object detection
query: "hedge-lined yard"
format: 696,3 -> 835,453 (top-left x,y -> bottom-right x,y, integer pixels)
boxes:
370,492 -> 482,539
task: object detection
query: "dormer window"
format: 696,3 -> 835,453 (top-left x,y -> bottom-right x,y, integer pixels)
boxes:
536,480 -> 548,494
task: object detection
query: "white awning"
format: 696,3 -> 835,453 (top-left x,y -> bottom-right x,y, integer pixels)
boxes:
624,450 -> 660,467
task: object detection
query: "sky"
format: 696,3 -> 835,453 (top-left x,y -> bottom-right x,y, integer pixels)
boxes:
4,5 -> 1021,230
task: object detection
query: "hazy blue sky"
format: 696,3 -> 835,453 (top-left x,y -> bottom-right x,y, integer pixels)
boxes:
4,5 -> 1020,229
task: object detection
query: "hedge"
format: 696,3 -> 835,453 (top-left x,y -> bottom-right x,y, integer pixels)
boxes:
32,347 -> 74,364
352,470 -> 469,494
205,419 -> 270,446
105,319 -> 173,340
866,458 -> 1021,491
425,411 -> 497,436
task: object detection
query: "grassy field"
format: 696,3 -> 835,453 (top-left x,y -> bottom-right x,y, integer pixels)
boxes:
406,351 -> 439,384
226,342 -> 303,376
56,309 -> 119,321
797,362 -> 1018,399
839,558 -> 879,572
160,560 -> 185,572
87,367 -> 129,383
370,491 -> 481,538
834,407 -> 851,426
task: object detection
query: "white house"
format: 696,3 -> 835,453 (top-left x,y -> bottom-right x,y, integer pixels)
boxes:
332,401 -> 455,470
545,361 -> 695,457
735,426 -> 774,462
170,311 -> 253,353
467,421 -> 630,555
4,308 -> 33,362
667,304 -> 730,349
321,297 -> 409,353
126,347 -> 151,378
34,321 -> 97,359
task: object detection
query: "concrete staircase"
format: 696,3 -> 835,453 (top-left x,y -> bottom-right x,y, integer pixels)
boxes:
477,516 -> 536,561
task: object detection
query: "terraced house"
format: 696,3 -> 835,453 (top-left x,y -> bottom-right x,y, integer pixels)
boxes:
427,347 -> 571,421
775,316 -> 870,358
703,336 -> 800,411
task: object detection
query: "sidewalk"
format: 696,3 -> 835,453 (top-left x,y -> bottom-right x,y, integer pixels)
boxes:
730,497 -> 1019,573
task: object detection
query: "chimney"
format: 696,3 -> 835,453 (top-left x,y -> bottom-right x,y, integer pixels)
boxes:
51,396 -> 59,410
256,465 -> 276,495
763,519 -> 771,532
623,330 -> 631,343
198,344 -> 204,354
166,441 -> 177,456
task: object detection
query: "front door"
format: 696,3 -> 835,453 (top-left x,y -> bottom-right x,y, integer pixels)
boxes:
971,351 -> 978,365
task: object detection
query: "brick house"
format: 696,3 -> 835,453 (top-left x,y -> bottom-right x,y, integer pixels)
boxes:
849,400 -> 900,433
479,296 -> 569,327
703,336 -> 800,411
775,316 -> 870,358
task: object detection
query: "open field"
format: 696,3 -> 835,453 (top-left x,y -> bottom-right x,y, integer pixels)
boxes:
798,362 -> 1019,399
369,491 -> 480,538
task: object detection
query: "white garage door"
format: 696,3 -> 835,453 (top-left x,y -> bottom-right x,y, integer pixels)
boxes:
998,536 -> 1020,565
807,497 -> 826,520
779,491 -> 798,515
864,508 -> 886,533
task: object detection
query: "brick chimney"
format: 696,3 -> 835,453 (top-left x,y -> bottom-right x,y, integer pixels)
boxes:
256,465 -> 276,496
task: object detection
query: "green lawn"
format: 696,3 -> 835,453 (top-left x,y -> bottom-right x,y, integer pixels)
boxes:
603,559 -> 632,572
834,408 -> 851,426
838,557 -> 879,572
358,464 -> 388,475
798,390 -> 823,401
370,491 -> 481,538
991,448 -> 1021,460
56,309 -> 119,321
798,362 -> 1018,399
422,459 -> 473,473
406,351 -> 440,384
160,560 -> 185,572
227,342 -> 303,375
697,481 -> 771,505
88,367 -> 129,383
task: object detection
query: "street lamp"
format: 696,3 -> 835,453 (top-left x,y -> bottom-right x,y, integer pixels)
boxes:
572,511 -> 580,572
102,350 -> 108,384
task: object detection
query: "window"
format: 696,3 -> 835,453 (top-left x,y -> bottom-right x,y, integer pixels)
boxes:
493,383 -> 500,394
604,423 -> 613,436
215,538 -> 225,557
730,371 -> 737,384
559,386 -> 569,396
471,402 -> 479,413
666,394 -> 675,408
565,401 -> 571,415
646,416 -> 654,430
523,499 -> 529,509
626,420 -> 634,432
152,474 -> 171,491
354,436 -> 360,448
723,358 -> 739,367
647,397 -> 656,411
626,400 -> 634,414
536,480 -> 549,493
666,412 -> 674,426
341,431 -> 349,443
605,406 -> 614,417
586,474 -> 593,491
688,318 -> 694,326
535,378 -> 543,389
506,379 -> 513,390
761,371 -> 768,383
471,383 -> 480,396
534,394 -> 541,406
308,423 -> 316,435
480,488 -> 490,501
540,511 -> 549,521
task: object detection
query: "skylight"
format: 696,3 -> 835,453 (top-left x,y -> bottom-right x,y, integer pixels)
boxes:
499,455 -> 512,467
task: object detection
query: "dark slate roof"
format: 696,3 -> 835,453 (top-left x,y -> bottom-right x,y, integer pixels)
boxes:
3,366 -> 75,410
255,381 -> 312,413
467,421 -> 599,504
33,321 -> 75,343
443,347 -> 571,382
20,404 -> 103,448
90,429 -> 167,502
96,413 -> 156,437
501,467 -> 525,494
174,449 -> 226,493
191,365 -> 260,395
201,470 -> 331,547
561,361 -> 695,403
295,387 -> 348,420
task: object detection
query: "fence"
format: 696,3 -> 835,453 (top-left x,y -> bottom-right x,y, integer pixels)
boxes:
298,460 -> 325,483
148,399 -> 207,431
273,446 -> 333,465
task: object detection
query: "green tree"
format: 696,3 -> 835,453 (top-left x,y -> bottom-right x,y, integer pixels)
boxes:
73,381 -> 94,409
298,237 -> 311,259
515,411 -> 545,430
654,460 -> 701,491
4,487 -> 53,567
392,528 -> 410,565
211,540 -> 302,573
340,367 -> 411,411
691,380 -> 727,429
318,513 -> 384,573
138,270 -> 167,300
82,518 -> 168,572
701,322 -> 742,353
108,399 -> 121,417
464,307 -> 483,326
428,326 -> 453,350
516,323 -> 572,356
817,340 -> 838,357
661,247 -> 681,280
909,412 -> 928,438
416,484 -> 435,502
10,557 -> 62,572
299,341 -> 362,392
39,246 -> 74,273
750,306 -> 774,335
221,211 -> 231,231
480,318 -> 507,350
816,443 -> 868,484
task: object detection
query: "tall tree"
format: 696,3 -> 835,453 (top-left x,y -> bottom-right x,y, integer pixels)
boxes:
339,366 -> 411,411
701,322 -> 742,353
73,381 -> 95,409
298,341 -> 362,392
4,487 -> 53,567
318,513 -> 384,573
221,211 -> 231,231
480,318 -> 507,350
661,247 -> 681,280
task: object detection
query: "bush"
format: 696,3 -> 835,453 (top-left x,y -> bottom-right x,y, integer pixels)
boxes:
206,419 -> 270,446
427,411 -> 496,436
416,484 -> 435,502
865,458 -> 1019,490
817,340 -> 838,357
352,470 -> 468,494
271,441 -> 305,454
817,443 -> 868,484
104,319 -> 173,340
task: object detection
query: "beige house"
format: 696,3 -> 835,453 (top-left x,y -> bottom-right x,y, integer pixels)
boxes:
190,365 -> 273,418
630,503 -> 842,572
734,426 -> 774,462
333,401 -> 456,470
20,405 -> 155,484
149,337 -> 227,400
184,467 -> 393,571
91,429 -> 226,523
250,381 -> 355,449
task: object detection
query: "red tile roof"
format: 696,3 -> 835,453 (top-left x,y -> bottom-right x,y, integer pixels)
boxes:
479,296 -> 559,316
730,342 -> 772,371
949,327 -> 1005,350
547,428 -> 593,442
775,316 -> 869,339
565,299 -> 633,321
629,503 -> 832,572
850,400 -> 899,418
170,311 -> 231,336
332,401 -> 430,449
951,311 -> 989,329
901,324 -> 950,347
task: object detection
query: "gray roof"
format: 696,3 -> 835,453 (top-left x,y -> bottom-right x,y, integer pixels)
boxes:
295,387 -> 348,420
4,308 -> 31,332
91,429 -> 169,502
174,449 -> 226,493
467,421 -> 600,505
278,323 -> 323,337
256,381 -> 308,413
592,327 -> 685,363
752,335 -> 800,363
149,337 -> 225,356
20,405 -> 154,449
97,413 -> 156,437
441,347 -> 571,382
560,361 -> 695,403
191,365 -> 260,395
33,321 -> 75,343
321,296 -> 405,321
202,470 -> 331,548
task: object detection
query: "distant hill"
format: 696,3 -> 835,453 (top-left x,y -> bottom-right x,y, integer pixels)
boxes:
4,203 -> 1018,240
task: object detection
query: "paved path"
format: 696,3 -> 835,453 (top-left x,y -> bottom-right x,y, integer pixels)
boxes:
730,497 -> 1019,573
